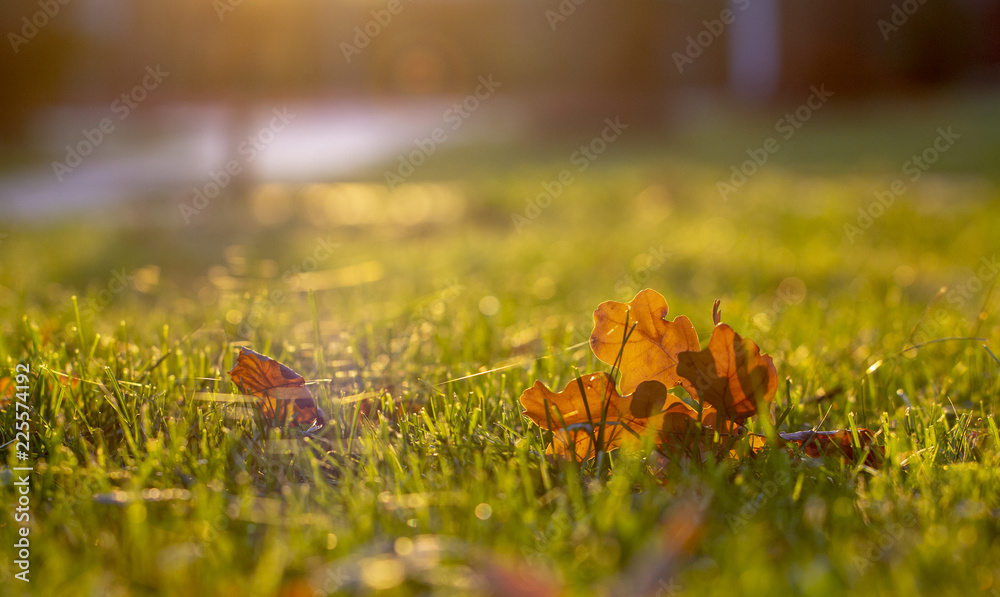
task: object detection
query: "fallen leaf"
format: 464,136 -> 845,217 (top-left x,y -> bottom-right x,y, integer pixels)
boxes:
523,291 -> 883,469
228,347 -> 325,431
519,373 -> 695,460
590,289 -> 700,396
676,320 -> 777,426
778,428 -> 884,468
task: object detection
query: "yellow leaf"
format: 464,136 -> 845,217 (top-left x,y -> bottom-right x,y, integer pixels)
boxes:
590,289 -> 700,396
519,373 -> 697,460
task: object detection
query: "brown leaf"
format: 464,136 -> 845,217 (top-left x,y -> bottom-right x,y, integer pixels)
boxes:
519,373 -> 629,460
522,291 -> 884,472
778,428 -> 884,468
228,347 -> 326,430
676,322 -> 777,425
519,373 -> 696,460
590,289 -> 700,396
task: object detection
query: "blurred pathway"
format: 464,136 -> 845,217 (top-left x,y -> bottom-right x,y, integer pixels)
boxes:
0,99 -> 522,219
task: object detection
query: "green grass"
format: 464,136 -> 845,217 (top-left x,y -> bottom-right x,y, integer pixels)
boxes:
2,93 -> 1000,596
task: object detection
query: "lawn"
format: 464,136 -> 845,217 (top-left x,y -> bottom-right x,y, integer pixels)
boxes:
2,92 -> 1000,596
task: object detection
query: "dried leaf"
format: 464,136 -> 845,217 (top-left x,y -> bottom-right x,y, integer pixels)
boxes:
519,373 -> 695,460
778,428 -> 884,468
520,373 -> 620,430
676,321 -> 777,425
228,347 -> 326,430
590,289 -> 700,395
522,290 -> 884,469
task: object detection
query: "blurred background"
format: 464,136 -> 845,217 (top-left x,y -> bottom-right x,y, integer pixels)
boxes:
1,0 -> 998,220
2,0 -> 1000,354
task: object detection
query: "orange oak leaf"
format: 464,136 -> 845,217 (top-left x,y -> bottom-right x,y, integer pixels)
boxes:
590,289 -> 700,396
522,291 -> 885,468
519,372 -> 697,460
676,319 -> 777,425
228,347 -> 326,431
